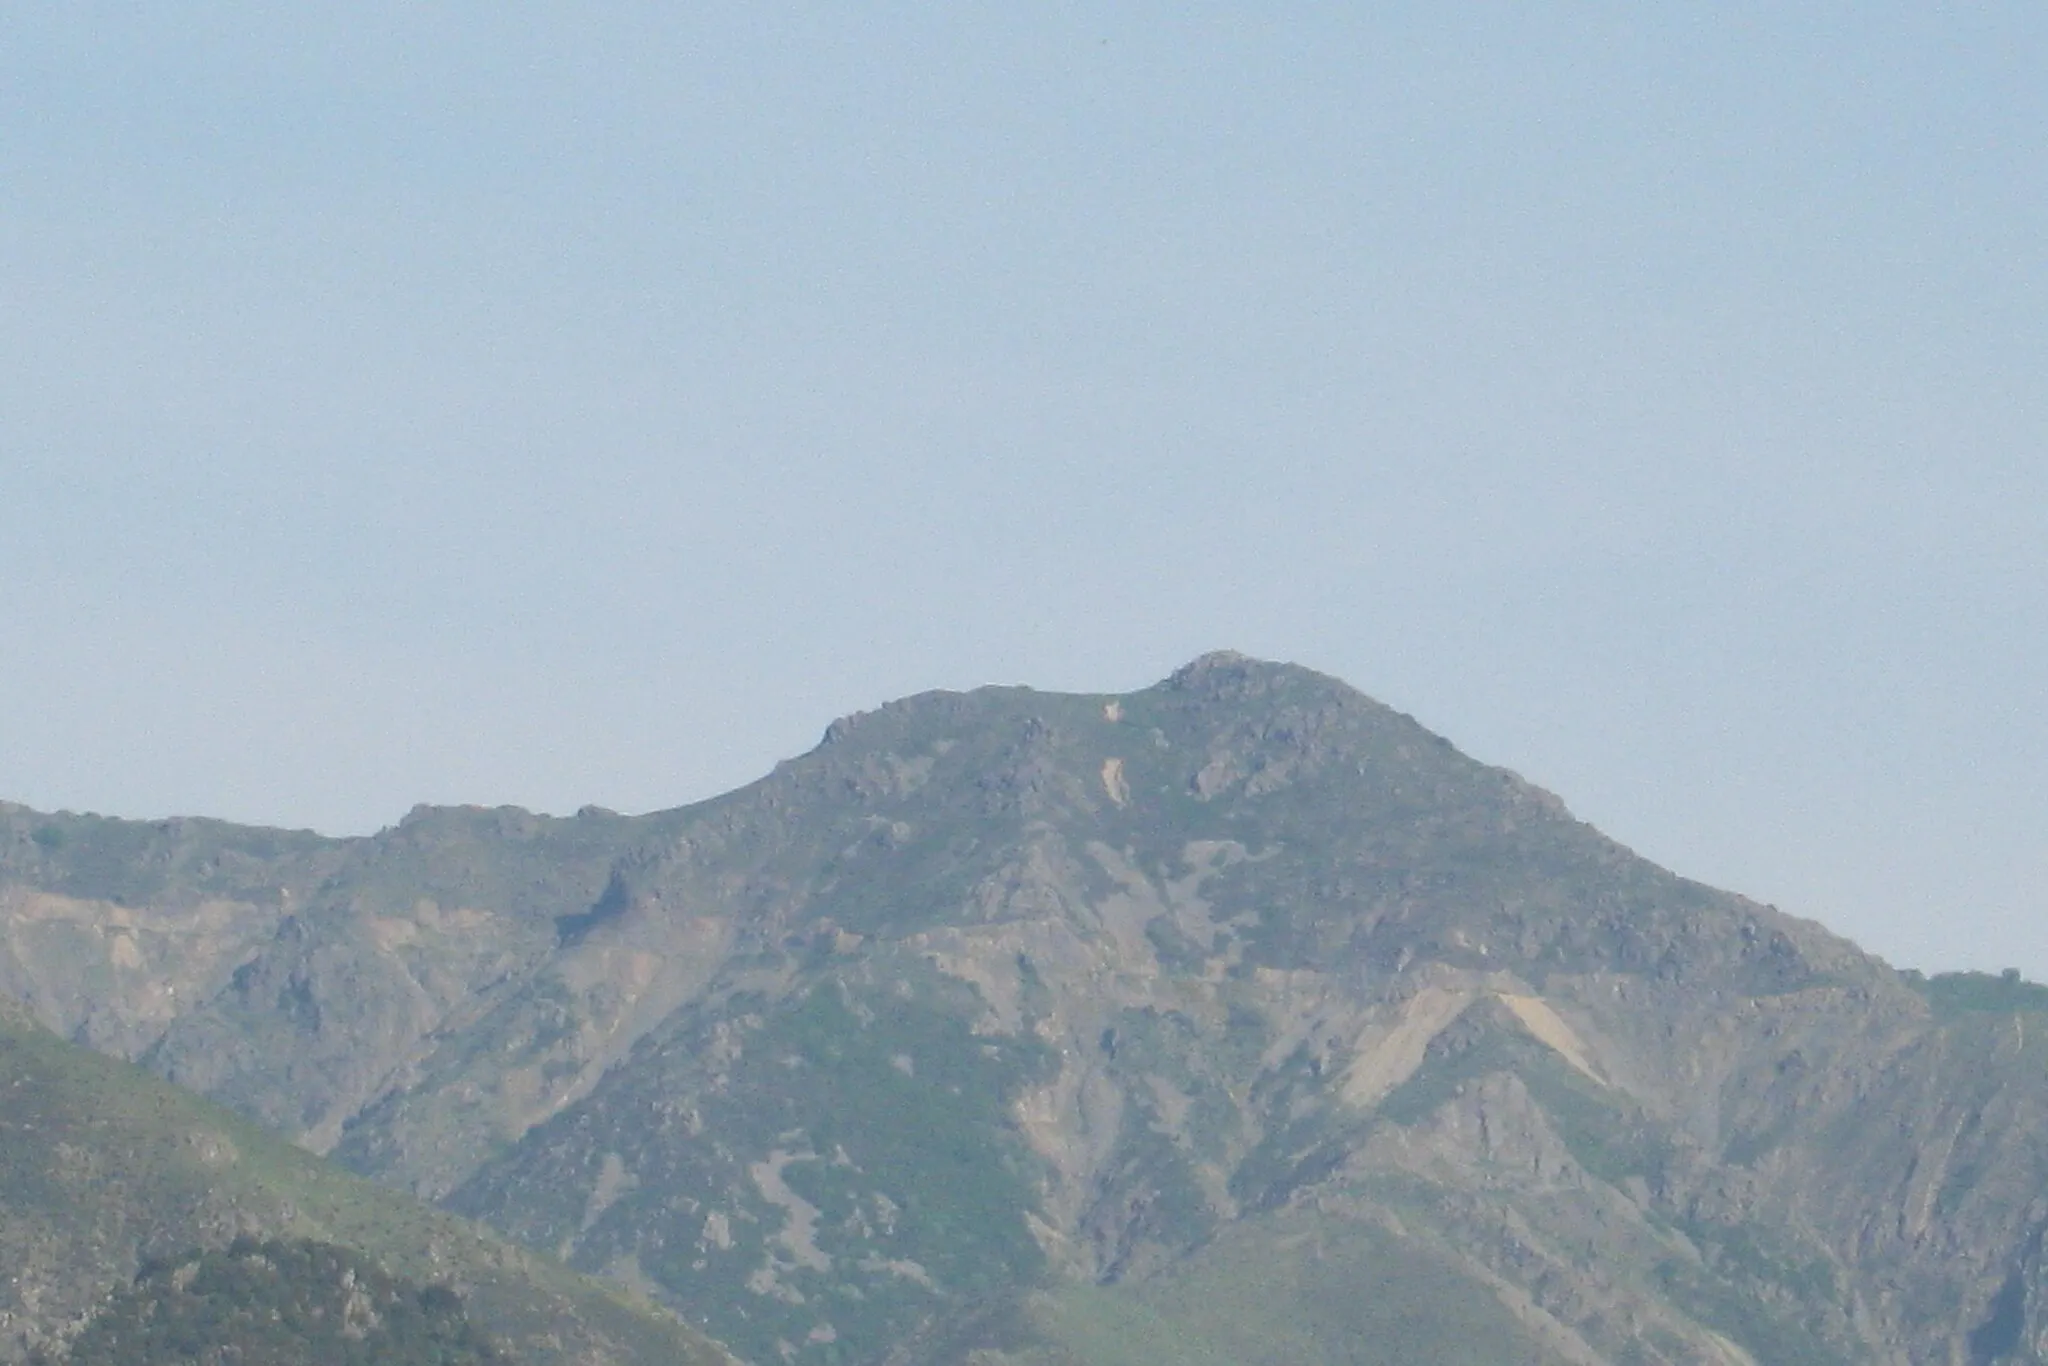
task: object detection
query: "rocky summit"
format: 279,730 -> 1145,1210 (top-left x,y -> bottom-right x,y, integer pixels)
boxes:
4,653 -> 2046,1366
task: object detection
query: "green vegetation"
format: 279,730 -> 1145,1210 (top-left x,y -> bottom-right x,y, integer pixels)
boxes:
40,1238 -> 511,1366
1672,1218 -> 1841,1309
886,1215 -> 1572,1366
1084,1214 -> 1565,1366
1905,969 -> 2048,1017
0,806 -> 340,907
1650,1252 -> 1856,1366
939,1286 -> 1249,1366
454,964 -> 1055,1366
765,977 -> 1053,1292
0,1005 -> 728,1366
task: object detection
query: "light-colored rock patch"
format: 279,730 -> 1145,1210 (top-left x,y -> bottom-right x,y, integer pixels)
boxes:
1084,844 -> 1169,969
1495,993 -> 1606,1086
856,1253 -> 937,1290
580,1151 -> 636,1231
748,1148 -> 832,1304
1145,1073 -> 1193,1133
921,936 -> 1029,1035
1014,1059 -> 1127,1275
1702,1328 -> 1761,1366
369,916 -> 420,952
0,889 -> 278,1056
1101,758 -> 1130,807
1340,985 -> 1476,1108
107,931 -> 143,970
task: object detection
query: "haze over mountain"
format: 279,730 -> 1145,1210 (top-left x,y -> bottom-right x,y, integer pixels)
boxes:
5,654 -> 2047,1365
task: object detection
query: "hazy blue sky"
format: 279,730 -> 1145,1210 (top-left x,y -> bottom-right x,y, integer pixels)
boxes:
3,5 -> 2042,977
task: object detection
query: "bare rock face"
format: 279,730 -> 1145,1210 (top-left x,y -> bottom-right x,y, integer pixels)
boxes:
4,657 -> 2045,1366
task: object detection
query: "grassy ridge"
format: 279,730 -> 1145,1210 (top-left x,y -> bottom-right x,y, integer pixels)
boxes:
896,1214 -> 1569,1366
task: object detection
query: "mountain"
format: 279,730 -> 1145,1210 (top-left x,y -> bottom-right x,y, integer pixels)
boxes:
0,991 -> 731,1366
4,652 -> 2046,1365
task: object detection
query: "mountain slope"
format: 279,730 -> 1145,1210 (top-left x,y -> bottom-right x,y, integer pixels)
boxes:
0,994 -> 731,1366
5,653 -> 2046,1365
43,1236 -> 514,1366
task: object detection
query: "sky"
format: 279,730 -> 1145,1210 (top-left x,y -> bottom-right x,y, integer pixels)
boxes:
2,4 -> 2043,979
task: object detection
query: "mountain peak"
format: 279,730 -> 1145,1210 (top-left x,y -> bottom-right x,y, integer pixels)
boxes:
1159,649 -> 1367,705
1167,648 -> 1295,683
1175,646 -> 1261,671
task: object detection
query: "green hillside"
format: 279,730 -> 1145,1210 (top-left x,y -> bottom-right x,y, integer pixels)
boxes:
39,1236 -> 511,1366
0,996 -> 731,1366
